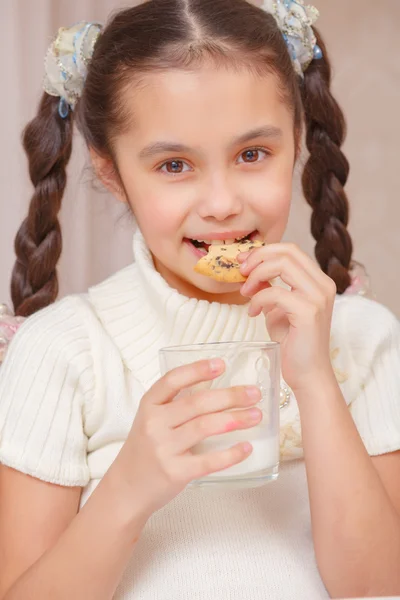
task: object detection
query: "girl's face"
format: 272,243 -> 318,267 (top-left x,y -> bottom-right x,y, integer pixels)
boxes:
112,64 -> 296,304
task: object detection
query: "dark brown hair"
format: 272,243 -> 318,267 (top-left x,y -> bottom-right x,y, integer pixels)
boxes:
12,0 -> 352,317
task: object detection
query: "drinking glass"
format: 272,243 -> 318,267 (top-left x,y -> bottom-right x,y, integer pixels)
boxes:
159,341 -> 280,489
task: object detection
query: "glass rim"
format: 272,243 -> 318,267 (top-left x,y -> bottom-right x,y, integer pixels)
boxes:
159,341 -> 279,354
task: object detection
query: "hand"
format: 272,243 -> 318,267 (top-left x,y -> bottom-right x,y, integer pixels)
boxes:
238,243 -> 337,392
115,359 -> 262,518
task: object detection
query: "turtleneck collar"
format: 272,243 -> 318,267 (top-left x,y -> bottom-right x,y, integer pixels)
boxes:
88,229 -> 269,387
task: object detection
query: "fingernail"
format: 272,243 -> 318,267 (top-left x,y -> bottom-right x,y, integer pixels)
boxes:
249,408 -> 262,420
246,386 -> 261,400
243,442 -> 253,453
248,304 -> 257,317
238,252 -> 250,262
209,358 -> 224,373
239,261 -> 248,273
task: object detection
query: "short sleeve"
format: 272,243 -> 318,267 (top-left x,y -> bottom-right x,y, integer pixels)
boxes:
0,296 -> 95,486
341,297 -> 400,456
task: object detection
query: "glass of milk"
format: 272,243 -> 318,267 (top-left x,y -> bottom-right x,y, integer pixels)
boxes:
159,341 -> 280,490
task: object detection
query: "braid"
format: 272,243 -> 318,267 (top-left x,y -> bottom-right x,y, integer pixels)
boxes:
301,30 -> 353,294
11,93 -> 73,317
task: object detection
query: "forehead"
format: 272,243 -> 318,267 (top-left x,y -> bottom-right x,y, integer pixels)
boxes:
120,65 -> 294,144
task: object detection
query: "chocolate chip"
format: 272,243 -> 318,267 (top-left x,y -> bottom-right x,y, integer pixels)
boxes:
216,257 -> 235,269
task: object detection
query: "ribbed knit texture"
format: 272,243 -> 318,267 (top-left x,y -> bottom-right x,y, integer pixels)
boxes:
1,228 -> 399,599
0,296 -> 96,485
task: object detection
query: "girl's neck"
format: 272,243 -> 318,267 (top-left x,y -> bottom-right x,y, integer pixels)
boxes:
152,255 -> 248,306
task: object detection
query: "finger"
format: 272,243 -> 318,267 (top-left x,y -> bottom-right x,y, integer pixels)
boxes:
241,256 -> 325,302
171,407 -> 263,454
240,243 -> 333,291
265,307 -> 289,343
166,385 -> 262,429
236,247 -> 262,263
185,441 -> 254,480
150,359 -> 225,406
248,286 -> 316,322
241,278 -> 272,298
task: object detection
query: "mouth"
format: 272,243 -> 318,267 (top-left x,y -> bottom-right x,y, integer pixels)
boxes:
184,230 -> 259,256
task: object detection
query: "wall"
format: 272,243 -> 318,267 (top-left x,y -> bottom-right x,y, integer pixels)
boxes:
0,0 -> 398,315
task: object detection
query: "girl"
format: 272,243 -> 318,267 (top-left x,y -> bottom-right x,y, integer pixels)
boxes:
1,1 -> 400,598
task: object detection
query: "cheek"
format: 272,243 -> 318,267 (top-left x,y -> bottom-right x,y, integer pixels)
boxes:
240,149 -> 294,223
251,178 -> 292,232
265,187 -> 291,218
265,200 -> 291,242
123,174 -> 187,237
134,197 -> 181,239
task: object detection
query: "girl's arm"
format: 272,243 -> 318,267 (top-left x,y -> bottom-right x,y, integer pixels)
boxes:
1,358 -> 260,600
296,372 -> 400,599
0,464 -> 149,600
238,242 -> 400,598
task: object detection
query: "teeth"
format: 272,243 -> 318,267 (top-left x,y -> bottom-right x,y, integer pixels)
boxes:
204,238 -> 236,245
193,235 -> 252,246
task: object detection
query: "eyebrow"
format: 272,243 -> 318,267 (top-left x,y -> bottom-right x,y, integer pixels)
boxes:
234,125 -> 283,146
138,125 -> 283,160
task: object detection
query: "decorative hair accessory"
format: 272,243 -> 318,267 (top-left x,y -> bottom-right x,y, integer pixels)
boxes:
43,21 -> 103,119
344,261 -> 373,298
261,0 -> 322,77
0,305 -> 25,366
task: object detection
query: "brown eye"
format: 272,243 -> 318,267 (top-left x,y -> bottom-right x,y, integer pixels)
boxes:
242,150 -> 259,163
237,148 -> 268,165
167,160 -> 183,173
160,160 -> 190,174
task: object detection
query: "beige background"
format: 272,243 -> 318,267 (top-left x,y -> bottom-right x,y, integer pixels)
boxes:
1,0 -> 399,316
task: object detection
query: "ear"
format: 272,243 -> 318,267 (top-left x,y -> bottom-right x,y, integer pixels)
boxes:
89,148 -> 127,203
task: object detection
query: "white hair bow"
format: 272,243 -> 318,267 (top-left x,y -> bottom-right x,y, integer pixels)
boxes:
261,0 -> 322,77
43,21 -> 102,117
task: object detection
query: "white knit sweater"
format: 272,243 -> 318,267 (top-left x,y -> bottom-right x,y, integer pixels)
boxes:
1,230 -> 400,600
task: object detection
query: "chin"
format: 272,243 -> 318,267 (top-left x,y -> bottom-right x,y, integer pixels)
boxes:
180,271 -> 246,302
192,276 -> 242,295
153,252 -> 245,301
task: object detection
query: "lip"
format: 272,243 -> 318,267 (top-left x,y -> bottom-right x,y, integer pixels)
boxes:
186,230 -> 257,241
183,238 -> 209,259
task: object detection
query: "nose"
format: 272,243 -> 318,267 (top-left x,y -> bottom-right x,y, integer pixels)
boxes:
197,174 -> 243,222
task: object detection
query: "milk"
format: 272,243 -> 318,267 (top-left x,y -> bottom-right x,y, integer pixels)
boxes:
159,341 -> 281,486
191,412 -> 279,478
